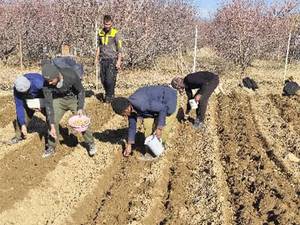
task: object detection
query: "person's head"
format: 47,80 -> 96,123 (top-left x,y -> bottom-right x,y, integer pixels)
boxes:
103,15 -> 113,32
111,97 -> 132,117
42,63 -> 62,86
14,76 -> 31,93
171,77 -> 185,94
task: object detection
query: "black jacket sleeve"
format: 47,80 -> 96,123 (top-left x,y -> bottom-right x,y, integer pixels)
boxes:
72,75 -> 85,110
42,86 -> 55,124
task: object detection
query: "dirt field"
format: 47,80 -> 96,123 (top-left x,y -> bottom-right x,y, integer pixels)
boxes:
0,55 -> 299,224
0,88 -> 299,225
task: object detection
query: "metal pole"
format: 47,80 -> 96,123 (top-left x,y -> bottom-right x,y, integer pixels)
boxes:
19,33 -> 23,69
192,25 -> 198,73
284,31 -> 292,83
95,20 -> 99,92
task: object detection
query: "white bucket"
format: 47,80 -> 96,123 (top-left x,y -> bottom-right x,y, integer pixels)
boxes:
144,135 -> 165,156
26,98 -> 45,109
189,99 -> 198,109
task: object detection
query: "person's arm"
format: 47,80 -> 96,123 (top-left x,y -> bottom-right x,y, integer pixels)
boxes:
148,100 -> 168,139
73,75 -> 85,112
115,31 -> 123,69
123,115 -> 137,157
43,86 -> 57,139
128,115 -> 137,144
95,31 -> 100,64
14,89 -> 26,126
42,86 -> 55,125
95,47 -> 100,65
185,87 -> 193,114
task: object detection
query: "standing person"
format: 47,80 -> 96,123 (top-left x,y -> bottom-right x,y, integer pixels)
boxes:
171,71 -> 219,129
95,15 -> 122,103
42,63 -> 96,158
9,73 -> 45,144
111,85 -> 178,157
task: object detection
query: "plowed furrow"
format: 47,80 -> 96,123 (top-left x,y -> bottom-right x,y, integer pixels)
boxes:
217,93 -> 300,225
249,95 -> 300,185
141,99 -> 227,225
0,95 -> 15,128
0,99 -> 113,216
158,125 -> 223,225
78,119 -> 180,225
269,95 -> 300,135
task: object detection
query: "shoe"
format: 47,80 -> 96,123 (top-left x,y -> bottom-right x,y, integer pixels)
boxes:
42,146 -> 55,158
138,152 -> 158,161
8,136 -> 23,145
193,119 -> 205,130
88,143 -> 97,156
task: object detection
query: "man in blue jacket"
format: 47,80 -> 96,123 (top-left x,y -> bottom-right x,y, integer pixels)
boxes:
9,73 -> 45,144
111,85 -> 178,157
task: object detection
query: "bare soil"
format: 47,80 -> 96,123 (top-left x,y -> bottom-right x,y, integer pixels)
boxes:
0,59 -> 299,224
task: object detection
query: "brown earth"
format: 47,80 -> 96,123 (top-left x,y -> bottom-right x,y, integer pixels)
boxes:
0,88 -> 299,224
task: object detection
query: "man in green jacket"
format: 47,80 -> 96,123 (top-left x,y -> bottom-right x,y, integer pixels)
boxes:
42,63 -> 96,158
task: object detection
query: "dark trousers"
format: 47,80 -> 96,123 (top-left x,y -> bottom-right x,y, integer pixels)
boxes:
187,77 -> 219,122
99,59 -> 117,100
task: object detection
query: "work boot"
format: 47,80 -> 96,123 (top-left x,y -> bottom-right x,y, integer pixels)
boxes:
42,145 -> 55,158
193,118 -> 205,130
8,136 -> 23,145
88,143 -> 97,157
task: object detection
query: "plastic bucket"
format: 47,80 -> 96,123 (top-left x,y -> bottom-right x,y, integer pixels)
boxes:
189,99 -> 198,109
144,135 -> 165,156
26,98 -> 45,109
68,115 -> 90,132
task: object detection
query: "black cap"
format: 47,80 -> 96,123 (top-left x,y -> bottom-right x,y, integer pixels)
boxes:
111,97 -> 131,115
42,63 -> 60,80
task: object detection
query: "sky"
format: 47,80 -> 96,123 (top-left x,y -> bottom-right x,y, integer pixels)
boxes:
194,0 -> 282,19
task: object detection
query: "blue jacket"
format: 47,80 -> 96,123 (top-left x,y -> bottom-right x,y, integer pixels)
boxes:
128,85 -> 177,143
14,73 -> 44,125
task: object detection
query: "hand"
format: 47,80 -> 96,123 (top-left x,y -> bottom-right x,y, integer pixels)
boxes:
116,60 -> 122,70
194,94 -> 201,103
77,109 -> 84,116
155,128 -> 162,139
123,143 -> 132,157
184,114 -> 189,121
21,125 -> 27,137
49,124 -> 57,139
33,108 -> 41,112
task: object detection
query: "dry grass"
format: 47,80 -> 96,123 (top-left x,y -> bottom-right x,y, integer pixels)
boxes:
1,48 -> 299,97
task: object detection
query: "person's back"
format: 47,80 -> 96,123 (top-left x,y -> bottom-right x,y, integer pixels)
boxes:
184,71 -> 218,89
129,85 -> 177,115
10,73 -> 45,145
14,73 -> 44,99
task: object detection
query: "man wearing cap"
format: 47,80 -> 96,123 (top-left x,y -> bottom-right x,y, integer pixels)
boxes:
111,85 -> 178,157
171,71 -> 219,129
9,73 -> 45,144
42,63 -> 96,158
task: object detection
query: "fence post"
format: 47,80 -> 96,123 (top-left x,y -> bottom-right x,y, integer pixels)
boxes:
192,25 -> 198,73
95,20 -> 99,92
284,31 -> 292,84
19,32 -> 23,69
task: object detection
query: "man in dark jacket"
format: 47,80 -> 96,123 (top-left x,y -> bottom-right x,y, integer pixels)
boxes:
42,63 -> 96,158
171,71 -> 219,129
9,73 -> 45,144
111,85 -> 178,157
